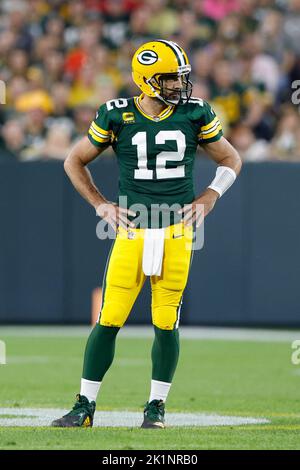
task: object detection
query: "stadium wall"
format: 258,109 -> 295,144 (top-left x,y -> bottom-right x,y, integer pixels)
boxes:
0,158 -> 299,327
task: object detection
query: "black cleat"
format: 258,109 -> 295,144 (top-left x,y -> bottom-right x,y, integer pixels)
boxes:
141,399 -> 166,429
51,394 -> 96,428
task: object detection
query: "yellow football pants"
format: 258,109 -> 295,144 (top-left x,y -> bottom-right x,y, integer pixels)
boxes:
98,223 -> 193,330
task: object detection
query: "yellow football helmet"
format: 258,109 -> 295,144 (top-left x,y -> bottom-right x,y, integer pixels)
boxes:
132,40 -> 193,105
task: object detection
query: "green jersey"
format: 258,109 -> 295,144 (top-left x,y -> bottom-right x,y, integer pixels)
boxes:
88,95 -> 223,228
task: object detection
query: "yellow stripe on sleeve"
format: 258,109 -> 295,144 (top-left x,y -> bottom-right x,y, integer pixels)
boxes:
91,121 -> 111,136
199,125 -> 222,140
200,116 -> 218,132
88,128 -> 110,143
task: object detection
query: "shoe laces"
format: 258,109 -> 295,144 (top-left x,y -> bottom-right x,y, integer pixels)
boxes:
68,394 -> 92,416
145,399 -> 165,420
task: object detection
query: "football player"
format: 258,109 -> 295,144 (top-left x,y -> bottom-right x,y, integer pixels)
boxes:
51,40 -> 242,429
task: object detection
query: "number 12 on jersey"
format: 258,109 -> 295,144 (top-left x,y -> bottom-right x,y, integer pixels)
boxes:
132,130 -> 186,180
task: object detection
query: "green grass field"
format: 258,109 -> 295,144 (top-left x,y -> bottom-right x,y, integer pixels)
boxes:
0,326 -> 300,450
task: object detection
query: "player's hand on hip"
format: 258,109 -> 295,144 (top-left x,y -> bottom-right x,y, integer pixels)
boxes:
178,188 -> 219,227
96,201 -> 136,231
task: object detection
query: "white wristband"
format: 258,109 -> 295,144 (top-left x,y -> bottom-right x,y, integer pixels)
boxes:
207,165 -> 237,198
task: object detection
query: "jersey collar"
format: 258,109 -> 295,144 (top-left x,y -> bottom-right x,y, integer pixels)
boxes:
134,94 -> 175,122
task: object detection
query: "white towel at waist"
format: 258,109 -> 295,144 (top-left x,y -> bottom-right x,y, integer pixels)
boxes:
142,228 -> 165,276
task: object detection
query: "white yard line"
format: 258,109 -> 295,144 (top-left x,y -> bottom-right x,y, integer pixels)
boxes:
1,325 -> 300,342
0,407 -> 270,428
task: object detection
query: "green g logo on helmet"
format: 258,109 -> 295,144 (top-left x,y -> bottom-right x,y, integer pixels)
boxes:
137,50 -> 158,65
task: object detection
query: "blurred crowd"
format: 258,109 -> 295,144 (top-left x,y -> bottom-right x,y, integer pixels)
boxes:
0,0 -> 300,162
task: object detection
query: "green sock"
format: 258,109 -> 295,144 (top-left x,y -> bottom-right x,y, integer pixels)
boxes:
82,323 -> 119,382
151,325 -> 180,383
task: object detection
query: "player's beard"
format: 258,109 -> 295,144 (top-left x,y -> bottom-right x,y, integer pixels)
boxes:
162,88 -> 182,105
154,90 -> 180,105
165,88 -> 181,99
